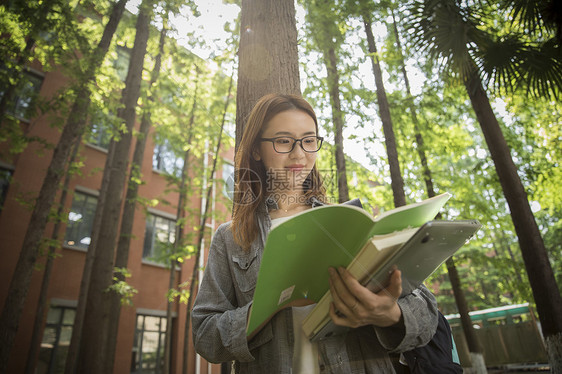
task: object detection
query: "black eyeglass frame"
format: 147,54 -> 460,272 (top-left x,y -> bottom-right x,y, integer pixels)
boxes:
260,135 -> 324,153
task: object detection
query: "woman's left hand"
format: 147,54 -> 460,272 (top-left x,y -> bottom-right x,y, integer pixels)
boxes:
328,267 -> 402,328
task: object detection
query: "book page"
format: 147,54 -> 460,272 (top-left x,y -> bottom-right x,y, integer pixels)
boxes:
246,205 -> 375,336
367,193 -> 451,236
349,227 -> 418,283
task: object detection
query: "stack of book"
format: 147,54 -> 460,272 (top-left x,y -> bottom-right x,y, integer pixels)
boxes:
245,193 -> 481,341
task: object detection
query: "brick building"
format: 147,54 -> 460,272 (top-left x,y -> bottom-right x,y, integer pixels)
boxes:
0,33 -> 233,374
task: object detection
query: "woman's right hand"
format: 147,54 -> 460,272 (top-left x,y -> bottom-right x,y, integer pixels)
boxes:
328,267 -> 403,328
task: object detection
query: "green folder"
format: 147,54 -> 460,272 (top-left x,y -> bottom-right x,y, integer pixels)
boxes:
246,193 -> 452,337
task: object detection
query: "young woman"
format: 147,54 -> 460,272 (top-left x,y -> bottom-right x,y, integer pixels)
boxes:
191,94 -> 438,373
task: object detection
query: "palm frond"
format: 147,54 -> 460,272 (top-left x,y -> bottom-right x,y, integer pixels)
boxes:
516,37 -> 562,99
475,35 -> 526,94
501,0 -> 555,36
405,0 -> 480,79
406,0 -> 561,99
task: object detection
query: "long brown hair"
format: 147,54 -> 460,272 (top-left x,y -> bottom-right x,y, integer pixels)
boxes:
231,94 -> 326,250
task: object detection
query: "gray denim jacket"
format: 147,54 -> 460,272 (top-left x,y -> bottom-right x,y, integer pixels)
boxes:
192,197 -> 439,373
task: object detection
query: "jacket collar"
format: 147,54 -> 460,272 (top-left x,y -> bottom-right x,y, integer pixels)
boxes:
264,194 -> 324,211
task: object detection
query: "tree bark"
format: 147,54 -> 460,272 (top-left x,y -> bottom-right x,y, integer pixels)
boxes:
464,69 -> 562,371
77,2 -> 152,372
23,135 -> 81,374
501,237 -> 524,285
306,0 -> 349,203
363,14 -> 405,207
324,46 -> 350,203
64,141 -> 115,374
0,1 -> 127,371
235,0 -> 301,150
177,136 -> 196,374
183,73 -> 233,374
163,68 -> 199,374
446,257 -> 483,351
390,10 -> 434,200
104,19 -> 167,374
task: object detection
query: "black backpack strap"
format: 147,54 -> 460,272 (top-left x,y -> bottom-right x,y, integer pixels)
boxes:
341,198 -> 363,208
402,311 -> 463,373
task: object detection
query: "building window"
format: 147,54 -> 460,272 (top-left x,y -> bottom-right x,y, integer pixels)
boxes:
86,114 -> 112,150
64,191 -> 98,249
114,46 -> 131,82
152,140 -> 184,177
35,306 -> 75,374
0,167 -> 13,212
222,162 -> 235,200
142,213 -> 176,265
131,314 -> 167,373
0,70 -> 43,120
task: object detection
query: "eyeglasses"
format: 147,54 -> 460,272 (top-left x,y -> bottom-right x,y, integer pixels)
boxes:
260,136 -> 324,153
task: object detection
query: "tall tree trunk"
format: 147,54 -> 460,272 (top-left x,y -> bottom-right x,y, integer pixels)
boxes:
306,0 -> 350,203
445,257 -> 486,370
235,0 -> 301,150
77,2 -> 152,372
23,135 -> 81,374
390,8 -> 486,371
389,10 -> 434,199
446,258 -> 487,372
329,147 -> 337,198
324,46 -> 349,203
174,136 -> 193,374
0,1 -> 128,371
162,68 -> 199,374
64,141 -> 115,374
499,232 -> 525,285
183,73 -> 233,374
464,69 -> 562,372
363,14 -> 405,207
103,19 -> 167,374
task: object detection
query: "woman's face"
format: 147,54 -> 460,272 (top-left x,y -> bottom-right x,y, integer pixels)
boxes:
254,109 -> 318,193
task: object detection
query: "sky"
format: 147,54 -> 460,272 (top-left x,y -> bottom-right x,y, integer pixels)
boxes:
125,0 -> 420,174
123,1 -> 542,212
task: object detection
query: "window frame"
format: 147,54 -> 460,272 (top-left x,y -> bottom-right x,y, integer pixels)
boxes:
63,188 -> 99,251
36,303 -> 76,374
221,161 -> 235,200
0,67 -> 44,121
0,163 -> 14,213
114,45 -> 131,82
85,114 -> 113,151
131,313 -> 168,373
142,210 -> 177,266
152,139 -> 184,177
